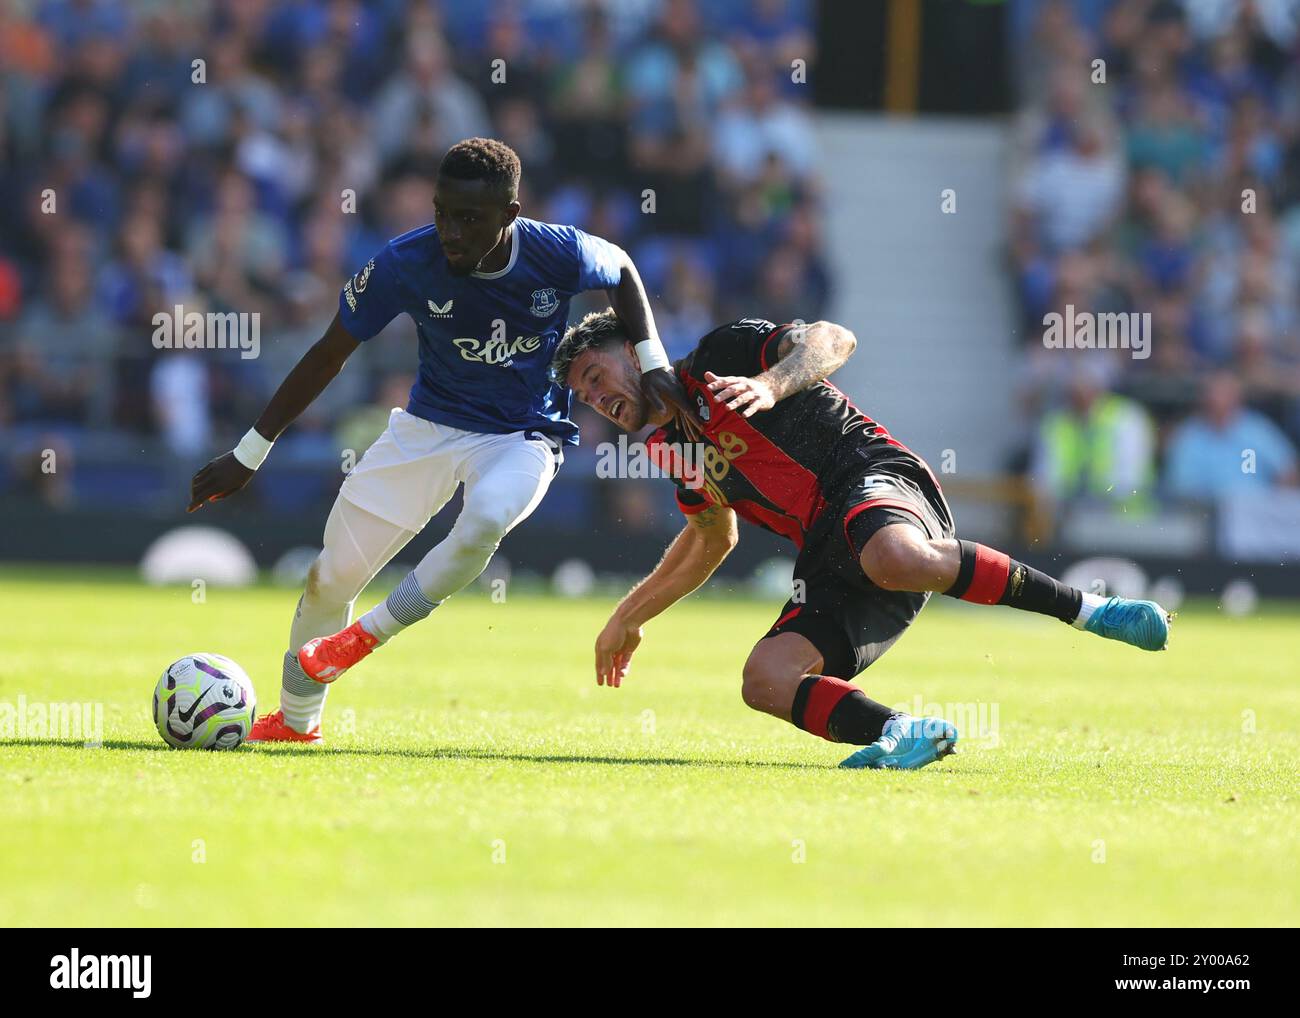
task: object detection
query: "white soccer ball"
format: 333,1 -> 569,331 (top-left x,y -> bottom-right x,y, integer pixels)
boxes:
153,653 -> 257,750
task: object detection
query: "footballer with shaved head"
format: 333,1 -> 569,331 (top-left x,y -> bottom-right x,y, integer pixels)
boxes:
553,311 -> 1171,770
188,138 -> 694,743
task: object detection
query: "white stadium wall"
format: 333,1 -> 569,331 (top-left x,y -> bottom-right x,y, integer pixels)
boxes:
815,113 -> 1023,540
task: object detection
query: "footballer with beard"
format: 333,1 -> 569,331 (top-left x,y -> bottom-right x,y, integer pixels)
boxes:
552,311 -> 1171,769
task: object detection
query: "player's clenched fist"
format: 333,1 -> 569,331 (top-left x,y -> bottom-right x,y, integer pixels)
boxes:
187,452 -> 254,512
640,366 -> 692,418
595,615 -> 643,687
642,365 -> 704,441
704,370 -> 776,417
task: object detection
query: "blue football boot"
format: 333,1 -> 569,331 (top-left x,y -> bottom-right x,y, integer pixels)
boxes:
839,714 -> 958,771
1083,597 -> 1171,651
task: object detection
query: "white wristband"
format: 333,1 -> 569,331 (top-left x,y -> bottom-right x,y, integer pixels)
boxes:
634,338 -> 671,373
232,427 -> 274,470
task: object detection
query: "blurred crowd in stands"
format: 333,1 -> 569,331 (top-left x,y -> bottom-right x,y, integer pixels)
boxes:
0,0 -> 824,513
1011,0 -> 1300,511
6,0 -> 1298,542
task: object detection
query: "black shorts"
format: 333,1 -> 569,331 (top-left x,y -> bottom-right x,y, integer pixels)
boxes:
762,464 -> 956,678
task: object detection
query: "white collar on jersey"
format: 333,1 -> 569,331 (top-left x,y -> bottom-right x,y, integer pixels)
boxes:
471,221 -> 519,280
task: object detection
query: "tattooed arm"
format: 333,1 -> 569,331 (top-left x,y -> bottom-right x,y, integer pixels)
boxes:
705,320 -> 858,417
594,505 -> 738,686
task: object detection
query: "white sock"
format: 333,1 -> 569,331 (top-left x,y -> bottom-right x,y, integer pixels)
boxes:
1071,591 -> 1108,629
280,687 -> 327,733
358,604 -> 394,642
279,650 -> 327,732
358,571 -> 440,642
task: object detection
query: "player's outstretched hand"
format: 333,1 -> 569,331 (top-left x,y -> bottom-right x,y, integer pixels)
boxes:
187,452 -> 254,512
595,615 -> 643,688
642,366 -> 703,441
704,370 -> 775,417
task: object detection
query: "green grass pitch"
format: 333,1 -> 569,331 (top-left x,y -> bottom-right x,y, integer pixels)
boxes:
1,567 -> 1296,926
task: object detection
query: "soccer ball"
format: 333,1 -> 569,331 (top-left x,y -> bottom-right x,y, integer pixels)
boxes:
153,653 -> 257,750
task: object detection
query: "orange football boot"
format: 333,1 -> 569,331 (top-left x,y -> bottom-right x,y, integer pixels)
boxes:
246,709 -> 322,744
297,621 -> 380,683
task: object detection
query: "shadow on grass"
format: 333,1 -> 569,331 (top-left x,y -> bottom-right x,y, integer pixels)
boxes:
2,737 -> 829,770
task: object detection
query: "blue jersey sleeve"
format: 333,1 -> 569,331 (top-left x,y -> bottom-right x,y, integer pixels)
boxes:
338,244 -> 407,341
571,227 -> 624,292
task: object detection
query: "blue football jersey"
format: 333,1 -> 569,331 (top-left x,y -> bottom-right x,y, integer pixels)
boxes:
337,217 -> 624,445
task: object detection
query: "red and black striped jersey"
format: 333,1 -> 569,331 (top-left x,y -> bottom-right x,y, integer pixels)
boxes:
647,318 -> 935,549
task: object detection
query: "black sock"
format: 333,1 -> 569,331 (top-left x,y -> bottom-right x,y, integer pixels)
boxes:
944,540 -> 1082,623
829,691 -> 898,745
790,675 -> 896,744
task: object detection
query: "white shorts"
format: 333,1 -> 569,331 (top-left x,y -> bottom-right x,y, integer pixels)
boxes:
339,408 -> 563,533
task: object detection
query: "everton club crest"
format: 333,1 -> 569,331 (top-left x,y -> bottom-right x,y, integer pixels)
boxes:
529,287 -> 559,317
